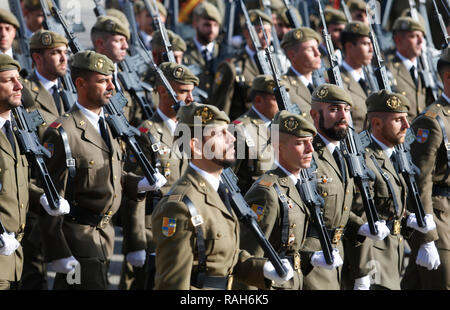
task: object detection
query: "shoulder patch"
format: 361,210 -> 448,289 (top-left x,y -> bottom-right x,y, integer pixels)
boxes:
251,204 -> 264,222
162,217 -> 176,237
424,110 -> 437,119
49,122 -> 61,129
259,180 -> 273,187
415,128 -> 429,143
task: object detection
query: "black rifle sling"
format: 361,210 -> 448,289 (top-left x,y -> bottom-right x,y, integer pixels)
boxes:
436,115 -> 450,181
57,126 -> 76,202
273,183 -> 290,258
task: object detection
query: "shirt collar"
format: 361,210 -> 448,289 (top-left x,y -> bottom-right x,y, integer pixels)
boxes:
76,101 -> 105,132
157,108 -> 177,134
290,66 -> 312,87
318,133 -> 340,154
276,161 -> 300,185
0,115 -> 11,131
189,162 -> 221,191
194,37 -> 215,56
0,48 -> 13,58
396,51 -> 417,72
251,106 -> 271,127
35,69 -> 58,92
370,133 -> 395,158
343,60 -> 365,82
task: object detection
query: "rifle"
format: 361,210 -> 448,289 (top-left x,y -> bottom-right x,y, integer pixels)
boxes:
298,0 -> 310,28
149,0 -> 176,63
239,0 -> 272,75
318,0 -> 380,235
8,0 -> 32,78
368,0 -> 395,55
282,0 -> 303,28
213,0 -> 237,72
221,168 -> 289,278
408,0 -> 440,102
261,0 -> 285,73
263,31 -> 334,264
93,0 -> 107,17
393,130 -> 426,228
433,0 -> 450,48
11,106 -> 61,211
103,92 -> 157,185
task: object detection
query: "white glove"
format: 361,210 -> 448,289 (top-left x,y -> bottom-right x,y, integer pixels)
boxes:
353,274 -> 371,290
416,241 -> 441,271
358,220 -> 390,241
40,194 -> 70,216
263,258 -> 294,284
407,214 -> 436,234
310,248 -> 344,270
137,172 -> 167,192
126,249 -> 146,267
51,256 -> 80,274
0,232 -> 20,256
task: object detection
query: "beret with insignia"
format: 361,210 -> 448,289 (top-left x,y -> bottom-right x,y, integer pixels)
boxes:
71,50 -> 115,76
312,83 -> 353,107
193,1 -> 222,24
0,8 -> 20,28
92,15 -> 130,41
241,9 -> 272,28
272,110 -> 317,138
392,16 -> 425,34
30,30 -> 68,49
177,102 -> 229,127
0,54 -> 20,72
323,8 -> 347,25
366,89 -> 410,113
159,62 -> 199,86
347,0 -> 367,12
152,29 -> 187,52
106,8 -> 130,28
281,27 -> 321,50
250,74 -> 289,95
342,21 -> 370,37
134,0 -> 167,18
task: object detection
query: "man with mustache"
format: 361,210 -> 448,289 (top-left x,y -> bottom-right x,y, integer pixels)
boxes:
304,84 -> 390,290
40,51 -> 165,290
349,90 -> 436,290
151,102 -> 294,289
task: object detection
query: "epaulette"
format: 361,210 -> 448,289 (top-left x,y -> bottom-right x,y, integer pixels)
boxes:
168,194 -> 183,202
424,110 -> 438,119
49,121 -> 62,129
258,180 -> 273,187
139,126 -> 149,134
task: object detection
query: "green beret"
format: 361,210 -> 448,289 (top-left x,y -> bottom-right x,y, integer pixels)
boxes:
0,54 -> 21,72
0,9 -> 20,29
71,50 -> 115,76
342,21 -> 370,37
277,6 -> 302,27
30,30 -> 68,49
134,0 -> 167,18
366,89 -> 410,113
272,110 -> 317,138
312,83 -> 353,107
281,27 -> 321,49
243,9 -> 272,27
159,62 -> 199,86
106,8 -> 130,29
176,102 -> 230,127
323,8 -> 347,25
250,74 -> 288,95
92,15 -> 130,41
152,29 -> 187,52
347,0 -> 366,12
24,0 -> 42,11
193,1 -> 222,24
392,17 -> 425,34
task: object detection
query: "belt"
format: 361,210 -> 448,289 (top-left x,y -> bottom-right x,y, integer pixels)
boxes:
284,253 -> 301,271
66,207 -> 113,229
385,219 -> 401,235
191,273 -> 234,290
307,226 -> 345,244
432,184 -> 450,197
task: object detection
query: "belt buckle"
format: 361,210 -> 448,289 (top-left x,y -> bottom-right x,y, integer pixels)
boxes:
393,220 -> 401,235
226,275 -> 234,290
293,253 -> 301,271
97,211 -> 113,229
332,228 -> 343,244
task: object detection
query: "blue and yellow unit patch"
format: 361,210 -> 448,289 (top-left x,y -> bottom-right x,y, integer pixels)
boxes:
43,142 -> 54,157
162,217 -> 176,237
251,204 -> 264,222
415,128 -> 429,143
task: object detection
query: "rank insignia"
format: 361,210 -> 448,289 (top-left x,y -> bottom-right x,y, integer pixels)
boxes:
251,204 -> 264,222
43,143 -> 54,157
162,217 -> 176,237
415,128 -> 429,143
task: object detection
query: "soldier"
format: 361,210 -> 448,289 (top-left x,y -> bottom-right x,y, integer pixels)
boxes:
22,0 -> 44,37
134,0 -> 167,51
119,62 -> 198,290
340,21 -> 374,133
232,74 -> 278,195
280,27 -> 322,123
18,30 -> 69,290
304,84 -> 390,290
318,8 -> 347,69
272,2 -> 302,42
347,0 -> 369,24
151,102 -> 294,289
151,29 -> 186,66
386,17 -> 429,122
240,111 -> 328,290
0,9 -> 19,59
183,1 -> 222,97
39,50 -> 165,290
403,47 -> 450,290
350,90 -> 436,290
211,9 -> 273,121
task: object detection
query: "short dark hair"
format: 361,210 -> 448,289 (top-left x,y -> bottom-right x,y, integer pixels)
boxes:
70,67 -> 93,85
437,59 -> 450,80
341,32 -> 363,53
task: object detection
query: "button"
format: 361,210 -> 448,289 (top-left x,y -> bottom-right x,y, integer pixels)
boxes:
114,175 -> 117,180
217,233 -> 222,238
322,192 -> 328,197
344,207 -> 348,211
291,223 -> 296,228
89,160 -> 95,165
114,194 -> 117,198
20,203 -> 24,209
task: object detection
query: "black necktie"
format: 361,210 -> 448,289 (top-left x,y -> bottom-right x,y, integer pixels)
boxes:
218,182 -> 233,214
307,83 -> 314,94
358,78 -> 369,96
410,66 -> 418,88
51,85 -> 62,115
333,146 -> 347,183
98,117 -> 111,151
4,120 -> 16,154
390,152 -> 399,173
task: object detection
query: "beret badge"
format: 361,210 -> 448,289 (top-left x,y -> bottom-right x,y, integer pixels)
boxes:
195,107 -> 214,124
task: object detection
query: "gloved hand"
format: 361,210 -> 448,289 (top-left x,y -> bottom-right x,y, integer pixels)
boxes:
310,248 -> 343,270
358,220 -> 390,241
51,256 -> 80,274
407,214 -> 436,234
137,172 -> 167,192
263,259 -> 294,285
40,194 -> 70,216
126,249 -> 146,267
0,232 -> 20,256
353,274 -> 371,290
416,241 -> 441,270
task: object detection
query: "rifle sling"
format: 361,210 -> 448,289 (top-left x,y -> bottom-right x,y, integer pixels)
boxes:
435,115 -> 450,181
57,126 -> 76,203
273,183 -> 290,257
